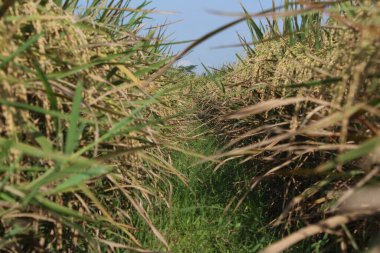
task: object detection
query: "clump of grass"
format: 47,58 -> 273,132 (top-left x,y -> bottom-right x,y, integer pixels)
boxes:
194,1 -> 380,252
0,0 -> 181,252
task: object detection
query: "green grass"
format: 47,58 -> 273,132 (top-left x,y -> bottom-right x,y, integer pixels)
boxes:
136,128 -> 277,252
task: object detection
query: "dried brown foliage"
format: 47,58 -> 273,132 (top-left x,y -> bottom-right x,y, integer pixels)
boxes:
194,2 -> 380,251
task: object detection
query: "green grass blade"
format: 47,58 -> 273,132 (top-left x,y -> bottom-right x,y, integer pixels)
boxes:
50,166 -> 109,194
201,63 -> 225,93
65,82 -> 83,155
0,137 -> 95,166
33,59 -> 58,111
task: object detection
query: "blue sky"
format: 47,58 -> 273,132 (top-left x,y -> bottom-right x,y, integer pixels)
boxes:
78,1 -> 277,71
144,1 -> 275,71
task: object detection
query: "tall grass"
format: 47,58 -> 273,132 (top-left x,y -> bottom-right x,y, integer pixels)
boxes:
194,1 -> 380,252
239,0 -> 325,54
0,0 -> 181,252
1,0 -> 379,252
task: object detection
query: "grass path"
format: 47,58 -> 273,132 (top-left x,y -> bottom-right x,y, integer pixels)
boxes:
137,126 -> 276,252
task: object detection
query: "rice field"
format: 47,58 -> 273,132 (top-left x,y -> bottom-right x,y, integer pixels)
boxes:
0,0 -> 379,252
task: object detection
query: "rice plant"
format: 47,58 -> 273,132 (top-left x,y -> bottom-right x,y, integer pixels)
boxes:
1,0 -> 380,252
0,0 -> 181,252
193,1 -> 380,252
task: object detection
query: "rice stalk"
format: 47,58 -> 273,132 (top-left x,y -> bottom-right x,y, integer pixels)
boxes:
0,0 -> 181,251
193,0 -> 380,251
